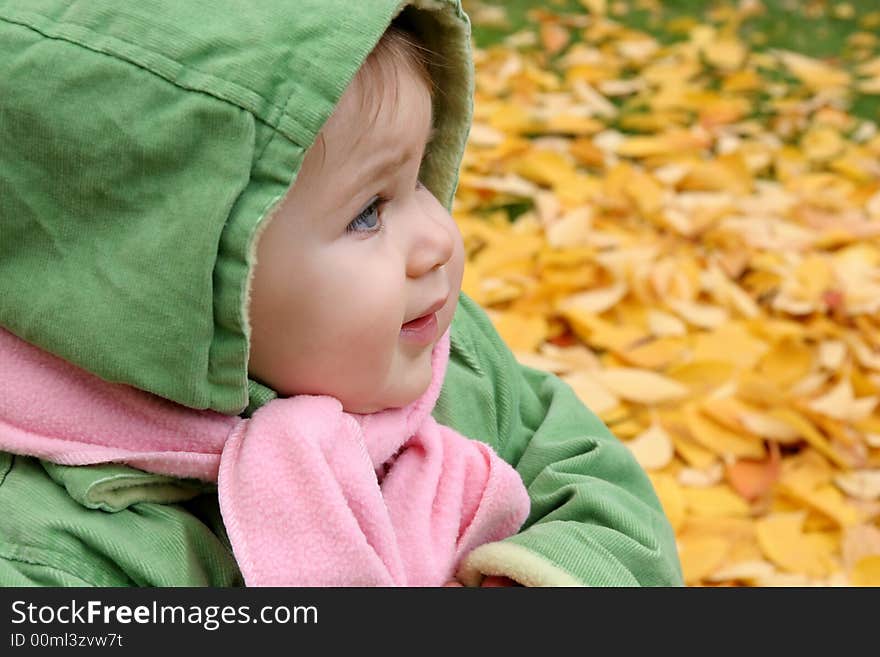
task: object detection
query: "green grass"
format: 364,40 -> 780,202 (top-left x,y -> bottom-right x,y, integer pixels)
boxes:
464,0 -> 880,121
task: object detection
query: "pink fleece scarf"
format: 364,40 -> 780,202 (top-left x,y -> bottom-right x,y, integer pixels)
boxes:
0,327 -> 530,586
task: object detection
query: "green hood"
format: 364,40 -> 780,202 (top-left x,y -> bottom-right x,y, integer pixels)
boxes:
0,0 -> 473,414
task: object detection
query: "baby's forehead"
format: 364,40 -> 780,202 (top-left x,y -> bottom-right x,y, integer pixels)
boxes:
308,61 -> 434,172
335,58 -> 432,144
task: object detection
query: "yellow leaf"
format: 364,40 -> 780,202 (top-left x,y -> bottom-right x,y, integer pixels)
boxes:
513,351 -> 571,374
677,462 -> 724,488
607,415 -> 646,440
560,311 -> 645,352
773,145 -> 811,183
540,343 -> 601,371
808,377 -> 877,423
703,38 -> 747,71
618,109 -> 692,133
707,560 -> 776,584
670,432 -> 720,471
737,372 -> 787,407
834,470 -> 880,501
626,423 -> 675,471
776,50 -> 852,91
683,485 -> 751,518
667,298 -> 730,330
511,149 -> 577,187
677,533 -> 730,585
558,282 -> 627,315
770,408 -> 851,469
488,103 -> 544,135
691,323 -> 769,368
850,556 -> 880,586
684,405 -> 767,460
460,265 -> 484,304
678,155 -> 752,195
555,172 -> 602,206
703,266 -> 762,319
667,360 -> 735,394
545,113 -> 606,137
596,368 -> 691,404
801,126 -> 846,162
489,312 -> 548,353
614,130 -> 709,158
648,473 -> 686,533
623,170 -> 666,218
619,336 -> 688,369
755,512 -> 832,578
738,410 -> 802,443
681,516 -> 755,541
757,337 -> 814,389
647,310 -> 687,337
561,371 -> 619,415
478,277 -> 525,305
721,69 -> 763,93
842,525 -> 880,570
818,340 -> 847,370
778,480 -> 862,528
569,136 -> 606,168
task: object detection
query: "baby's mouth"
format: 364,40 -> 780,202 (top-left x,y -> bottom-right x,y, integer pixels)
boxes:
401,313 -> 435,331
402,295 -> 447,327
399,312 -> 438,346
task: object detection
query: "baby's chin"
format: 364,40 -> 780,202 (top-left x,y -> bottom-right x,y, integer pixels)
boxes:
340,384 -> 429,415
341,367 -> 434,415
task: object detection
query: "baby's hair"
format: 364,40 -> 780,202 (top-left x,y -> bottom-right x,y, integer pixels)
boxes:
314,21 -> 438,167
358,22 -> 437,107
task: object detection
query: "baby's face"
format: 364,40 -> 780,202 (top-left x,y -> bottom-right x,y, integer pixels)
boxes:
247,65 -> 464,413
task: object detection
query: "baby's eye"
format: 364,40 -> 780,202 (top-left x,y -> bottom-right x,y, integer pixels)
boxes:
346,196 -> 385,235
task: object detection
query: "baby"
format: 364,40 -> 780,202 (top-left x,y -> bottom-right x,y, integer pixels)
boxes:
247,25 -> 463,415
0,0 -> 683,587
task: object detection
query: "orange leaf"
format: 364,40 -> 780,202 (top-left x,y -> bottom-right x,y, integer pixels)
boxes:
725,442 -> 782,502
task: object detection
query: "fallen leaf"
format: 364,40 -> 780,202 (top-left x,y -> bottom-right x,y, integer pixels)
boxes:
850,556 -> 880,586
833,470 -> 880,501
726,442 -> 782,502
596,367 -> 691,404
678,462 -> 725,488
755,512 -> 835,578
626,423 -> 675,470
677,534 -> 730,585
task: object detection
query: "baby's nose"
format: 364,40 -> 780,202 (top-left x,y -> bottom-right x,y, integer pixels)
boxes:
405,205 -> 456,279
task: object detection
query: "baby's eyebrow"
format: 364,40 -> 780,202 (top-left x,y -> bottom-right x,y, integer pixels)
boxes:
356,124 -> 437,188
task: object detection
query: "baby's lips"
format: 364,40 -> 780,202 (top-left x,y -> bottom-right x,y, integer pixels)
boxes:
402,293 -> 449,327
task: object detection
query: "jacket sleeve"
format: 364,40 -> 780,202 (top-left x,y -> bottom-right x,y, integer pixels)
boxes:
0,452 -> 243,587
441,294 -> 684,586
0,556 -> 97,586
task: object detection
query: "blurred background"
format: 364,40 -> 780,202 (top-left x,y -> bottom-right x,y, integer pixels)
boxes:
454,0 -> 880,586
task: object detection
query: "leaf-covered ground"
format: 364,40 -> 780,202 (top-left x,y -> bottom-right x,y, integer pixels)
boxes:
455,0 -> 880,586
